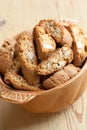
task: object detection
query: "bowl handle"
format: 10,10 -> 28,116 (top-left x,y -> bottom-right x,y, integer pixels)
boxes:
0,78 -> 37,104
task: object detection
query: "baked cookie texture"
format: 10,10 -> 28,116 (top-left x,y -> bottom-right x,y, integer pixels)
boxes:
0,19 -> 87,91
39,19 -> 73,47
61,21 -> 87,67
18,31 -> 40,85
4,56 -> 19,83
4,72 -> 40,91
64,64 -> 80,78
33,25 -> 56,60
4,56 -> 41,91
10,57 -> 21,73
43,64 -> 80,89
38,45 -> 73,75
0,38 -> 17,74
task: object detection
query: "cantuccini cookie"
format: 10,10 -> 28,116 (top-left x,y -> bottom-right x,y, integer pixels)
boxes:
66,24 -> 87,66
4,57 -> 41,91
64,64 -> 80,78
4,72 -> 40,91
0,38 -> 17,74
38,45 -> 73,75
43,64 -> 80,89
39,19 -> 73,47
33,25 -> 56,60
43,69 -> 70,89
18,31 -> 40,85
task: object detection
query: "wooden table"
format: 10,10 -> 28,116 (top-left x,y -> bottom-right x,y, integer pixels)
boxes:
0,0 -> 87,130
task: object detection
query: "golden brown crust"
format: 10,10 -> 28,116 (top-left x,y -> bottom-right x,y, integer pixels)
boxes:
10,57 -> 21,73
18,31 -> 40,85
39,19 -> 72,47
4,56 -> 41,91
0,38 -> 17,74
4,72 -> 41,91
37,45 -> 73,75
64,64 -> 80,78
43,69 -> 70,89
43,64 -> 80,89
4,57 -> 21,85
2,38 -> 17,50
67,24 -> 87,66
33,25 -> 56,60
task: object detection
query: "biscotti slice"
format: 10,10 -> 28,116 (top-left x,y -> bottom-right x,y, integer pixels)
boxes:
0,38 -> 17,74
4,72 -> 40,91
38,45 -> 73,75
4,57 -> 40,90
43,64 -> 80,89
39,19 -> 72,47
33,25 -> 56,60
43,69 -> 70,89
18,31 -> 40,85
67,24 -> 87,66
64,64 -> 80,78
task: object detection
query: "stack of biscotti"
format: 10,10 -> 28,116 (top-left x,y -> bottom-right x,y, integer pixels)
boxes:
0,19 -> 87,90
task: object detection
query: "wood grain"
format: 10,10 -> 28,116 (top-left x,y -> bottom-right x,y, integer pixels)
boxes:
0,0 -> 87,130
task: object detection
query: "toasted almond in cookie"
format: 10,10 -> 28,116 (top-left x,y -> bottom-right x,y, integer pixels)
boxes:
39,19 -> 72,47
66,24 -> 87,66
33,26 -> 56,60
38,45 -> 73,75
0,38 -> 17,74
43,64 -> 80,89
18,31 -> 40,85
4,72 -> 41,91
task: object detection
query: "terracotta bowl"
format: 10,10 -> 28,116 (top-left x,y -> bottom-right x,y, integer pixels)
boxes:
0,32 -> 87,113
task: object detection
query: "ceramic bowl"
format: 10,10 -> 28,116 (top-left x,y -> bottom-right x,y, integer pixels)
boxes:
0,32 -> 87,113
